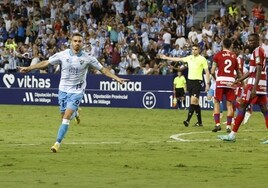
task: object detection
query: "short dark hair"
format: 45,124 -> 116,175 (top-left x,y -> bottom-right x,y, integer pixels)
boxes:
233,44 -> 243,51
223,38 -> 232,49
72,33 -> 83,38
192,44 -> 200,49
249,33 -> 260,40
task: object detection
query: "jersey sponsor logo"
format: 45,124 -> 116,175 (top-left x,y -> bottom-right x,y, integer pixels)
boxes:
259,86 -> 267,91
219,81 -> 234,86
69,66 -> 79,74
100,81 -> 142,91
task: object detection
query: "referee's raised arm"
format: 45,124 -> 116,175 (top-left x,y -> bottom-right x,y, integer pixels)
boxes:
159,54 -> 185,62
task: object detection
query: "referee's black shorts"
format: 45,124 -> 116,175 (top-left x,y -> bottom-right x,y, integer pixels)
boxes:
175,88 -> 185,98
187,79 -> 202,98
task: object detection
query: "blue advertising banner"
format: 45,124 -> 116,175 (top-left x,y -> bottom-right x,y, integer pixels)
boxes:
0,73 -> 217,110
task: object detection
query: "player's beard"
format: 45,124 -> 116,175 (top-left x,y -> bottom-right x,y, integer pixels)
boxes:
73,45 -> 81,52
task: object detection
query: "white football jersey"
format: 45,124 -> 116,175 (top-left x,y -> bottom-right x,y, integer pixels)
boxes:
48,49 -> 103,93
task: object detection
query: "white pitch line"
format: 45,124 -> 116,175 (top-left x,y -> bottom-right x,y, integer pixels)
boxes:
170,130 -> 265,142
170,131 -> 214,142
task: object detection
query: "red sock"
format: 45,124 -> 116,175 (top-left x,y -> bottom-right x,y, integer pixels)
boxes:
226,116 -> 233,126
263,111 -> 268,129
214,113 -> 220,125
233,110 -> 245,132
233,103 -> 236,114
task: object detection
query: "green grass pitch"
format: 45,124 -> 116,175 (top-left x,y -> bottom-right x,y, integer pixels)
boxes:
1,105 -> 268,188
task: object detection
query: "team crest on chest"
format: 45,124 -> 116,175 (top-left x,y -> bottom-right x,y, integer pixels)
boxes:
256,57 -> 260,63
80,60 -> 85,65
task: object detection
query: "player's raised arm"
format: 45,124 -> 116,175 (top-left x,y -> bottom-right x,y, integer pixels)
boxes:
100,67 -> 129,84
159,54 -> 184,62
18,60 -> 50,73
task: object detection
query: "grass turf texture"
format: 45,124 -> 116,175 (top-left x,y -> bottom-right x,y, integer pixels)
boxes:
1,105 -> 268,188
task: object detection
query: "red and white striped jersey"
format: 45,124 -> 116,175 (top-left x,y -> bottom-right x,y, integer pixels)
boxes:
237,55 -> 245,74
235,55 -> 247,88
247,46 -> 267,94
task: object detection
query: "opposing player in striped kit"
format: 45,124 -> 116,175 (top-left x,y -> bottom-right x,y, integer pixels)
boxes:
218,33 -> 268,143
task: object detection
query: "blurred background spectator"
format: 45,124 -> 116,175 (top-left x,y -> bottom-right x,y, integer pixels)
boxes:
0,0 -> 266,76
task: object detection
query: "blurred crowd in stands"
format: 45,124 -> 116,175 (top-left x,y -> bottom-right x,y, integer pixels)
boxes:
0,0 -> 267,75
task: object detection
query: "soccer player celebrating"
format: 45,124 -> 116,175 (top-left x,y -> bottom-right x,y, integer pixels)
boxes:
211,38 -> 242,133
19,33 -> 128,152
218,33 -> 268,143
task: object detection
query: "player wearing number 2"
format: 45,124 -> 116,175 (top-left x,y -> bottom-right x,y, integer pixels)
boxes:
19,33 -> 128,152
211,38 -> 242,133
218,33 -> 268,143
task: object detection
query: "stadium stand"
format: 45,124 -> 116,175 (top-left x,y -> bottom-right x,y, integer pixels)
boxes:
0,0 -> 267,76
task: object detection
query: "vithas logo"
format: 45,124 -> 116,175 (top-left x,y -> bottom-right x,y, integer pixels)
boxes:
2,74 -> 51,88
23,92 -> 34,102
3,74 -> 15,88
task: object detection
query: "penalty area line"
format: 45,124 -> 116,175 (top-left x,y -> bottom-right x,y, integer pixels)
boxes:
170,131 -> 213,142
